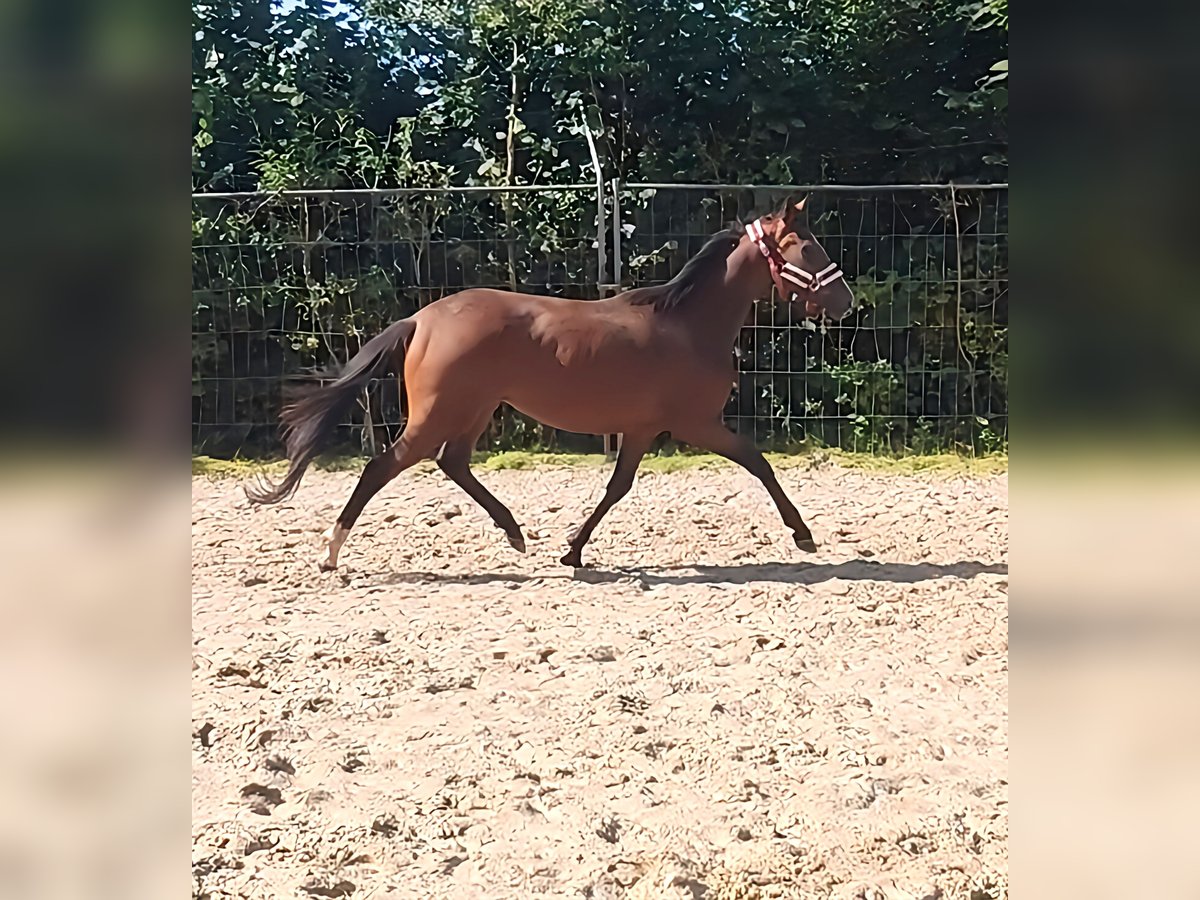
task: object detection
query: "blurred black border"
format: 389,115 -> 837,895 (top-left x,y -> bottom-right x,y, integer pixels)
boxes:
0,0 -> 188,458
0,1 -> 191,896
1015,3 -> 1200,896
1018,0 -> 1200,441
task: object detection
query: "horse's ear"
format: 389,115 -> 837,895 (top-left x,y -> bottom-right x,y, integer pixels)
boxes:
779,197 -> 798,225
794,196 -> 808,213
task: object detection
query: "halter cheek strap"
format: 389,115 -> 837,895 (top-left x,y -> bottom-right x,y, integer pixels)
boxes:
747,217 -> 845,299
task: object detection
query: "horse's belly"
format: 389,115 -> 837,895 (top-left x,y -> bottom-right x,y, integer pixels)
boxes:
504,382 -> 646,435
501,355 -> 728,435
500,357 -> 663,434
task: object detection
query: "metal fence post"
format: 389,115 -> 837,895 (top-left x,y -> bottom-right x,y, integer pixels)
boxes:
610,177 -> 622,293
582,123 -> 606,299
602,178 -> 624,460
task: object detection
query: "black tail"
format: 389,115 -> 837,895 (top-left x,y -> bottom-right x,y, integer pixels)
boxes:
245,318 -> 416,505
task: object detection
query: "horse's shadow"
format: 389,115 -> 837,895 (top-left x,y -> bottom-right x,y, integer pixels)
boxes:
573,559 -> 1006,587
364,559 -> 1006,588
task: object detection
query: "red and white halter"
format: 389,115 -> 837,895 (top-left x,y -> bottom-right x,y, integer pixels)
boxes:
747,217 -> 844,299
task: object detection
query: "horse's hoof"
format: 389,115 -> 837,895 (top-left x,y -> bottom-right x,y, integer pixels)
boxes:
794,535 -> 818,553
508,533 -> 527,554
318,559 -> 338,572
560,550 -> 583,568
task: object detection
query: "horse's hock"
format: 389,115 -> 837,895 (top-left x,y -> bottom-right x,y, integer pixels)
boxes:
193,462 -> 1008,899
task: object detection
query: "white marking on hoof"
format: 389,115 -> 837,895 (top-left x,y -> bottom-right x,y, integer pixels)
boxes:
320,524 -> 349,570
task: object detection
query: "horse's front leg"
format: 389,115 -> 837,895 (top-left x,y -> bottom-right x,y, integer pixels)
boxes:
673,420 -> 817,551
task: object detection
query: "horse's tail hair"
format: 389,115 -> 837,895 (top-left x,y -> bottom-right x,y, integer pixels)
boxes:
245,318 -> 417,505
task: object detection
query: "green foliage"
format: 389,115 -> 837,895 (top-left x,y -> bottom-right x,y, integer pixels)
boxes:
195,0 -> 1006,191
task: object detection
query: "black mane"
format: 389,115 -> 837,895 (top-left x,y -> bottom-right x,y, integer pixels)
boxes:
625,223 -> 744,312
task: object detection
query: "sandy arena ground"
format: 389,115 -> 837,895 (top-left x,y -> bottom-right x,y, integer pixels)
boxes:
192,460 -> 1008,899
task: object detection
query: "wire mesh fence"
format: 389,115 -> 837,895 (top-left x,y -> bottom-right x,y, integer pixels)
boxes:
192,183 -> 1007,457
616,184 -> 1008,453
192,185 -> 603,455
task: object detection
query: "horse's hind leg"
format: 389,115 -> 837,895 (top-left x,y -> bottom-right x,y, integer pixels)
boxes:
437,434 -> 526,553
319,426 -> 439,571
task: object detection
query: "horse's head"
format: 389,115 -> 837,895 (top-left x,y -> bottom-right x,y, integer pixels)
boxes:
747,198 -> 855,322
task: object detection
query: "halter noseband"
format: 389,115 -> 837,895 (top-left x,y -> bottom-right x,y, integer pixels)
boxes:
747,217 -> 845,299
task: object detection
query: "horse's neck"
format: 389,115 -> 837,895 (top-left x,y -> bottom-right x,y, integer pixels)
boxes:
679,243 -> 769,352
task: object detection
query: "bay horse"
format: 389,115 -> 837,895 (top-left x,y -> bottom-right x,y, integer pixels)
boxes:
247,198 -> 855,569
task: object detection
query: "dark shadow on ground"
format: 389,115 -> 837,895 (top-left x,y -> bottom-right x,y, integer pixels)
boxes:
574,559 -> 1007,586
359,559 -> 1006,589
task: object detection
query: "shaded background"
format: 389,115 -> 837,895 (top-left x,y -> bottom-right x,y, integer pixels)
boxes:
189,0 -> 1010,460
